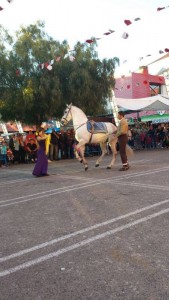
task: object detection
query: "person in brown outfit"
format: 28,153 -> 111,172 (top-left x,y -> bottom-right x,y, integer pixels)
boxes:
116,111 -> 129,171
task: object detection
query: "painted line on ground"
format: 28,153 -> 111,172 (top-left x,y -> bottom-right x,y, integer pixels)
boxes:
0,207 -> 169,277
1,196 -> 169,263
0,158 -> 151,186
1,165 -> 169,207
114,181 -> 169,191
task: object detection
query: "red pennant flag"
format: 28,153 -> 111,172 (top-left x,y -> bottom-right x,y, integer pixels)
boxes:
15,69 -> 20,76
124,20 -> 132,26
44,62 -> 49,68
164,48 -> 169,52
104,29 -> 115,35
157,7 -> 165,11
55,56 -> 61,62
85,39 -> 94,44
103,32 -> 111,35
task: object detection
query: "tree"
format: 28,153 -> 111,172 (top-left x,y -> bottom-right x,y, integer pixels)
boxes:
0,22 -> 119,125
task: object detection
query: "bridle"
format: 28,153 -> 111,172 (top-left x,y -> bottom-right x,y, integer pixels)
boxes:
62,105 -> 89,132
62,105 -> 72,124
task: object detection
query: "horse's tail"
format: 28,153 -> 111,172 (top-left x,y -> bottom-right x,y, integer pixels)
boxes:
126,144 -> 134,156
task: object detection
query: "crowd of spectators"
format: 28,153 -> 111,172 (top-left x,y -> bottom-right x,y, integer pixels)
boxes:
0,128 -> 77,167
0,122 -> 169,167
128,123 -> 169,150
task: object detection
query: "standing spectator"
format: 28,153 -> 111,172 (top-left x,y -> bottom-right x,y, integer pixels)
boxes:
140,131 -> 146,149
18,134 -> 26,163
0,141 -> 8,166
128,126 -> 134,148
25,130 -> 36,145
59,130 -> 67,159
9,134 -> 15,153
49,129 -> 60,161
116,111 -> 129,171
66,129 -> 74,159
147,125 -> 156,148
13,134 -> 20,163
26,139 -> 38,162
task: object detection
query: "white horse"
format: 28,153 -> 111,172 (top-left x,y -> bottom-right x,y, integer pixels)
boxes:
61,104 -> 118,171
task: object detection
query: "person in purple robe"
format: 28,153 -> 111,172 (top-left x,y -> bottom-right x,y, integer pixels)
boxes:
32,128 -> 49,177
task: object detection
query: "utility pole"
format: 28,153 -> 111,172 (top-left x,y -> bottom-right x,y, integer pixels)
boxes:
0,122 -> 8,136
15,121 -> 24,134
109,89 -> 119,126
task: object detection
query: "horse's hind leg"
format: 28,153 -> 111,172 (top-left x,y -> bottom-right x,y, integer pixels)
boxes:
95,142 -> 107,167
107,137 -> 118,169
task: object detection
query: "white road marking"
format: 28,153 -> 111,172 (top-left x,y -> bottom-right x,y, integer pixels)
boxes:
1,166 -> 169,208
0,207 -> 169,277
111,181 -> 169,191
0,178 -> 31,186
0,158 -> 150,186
1,196 -> 169,263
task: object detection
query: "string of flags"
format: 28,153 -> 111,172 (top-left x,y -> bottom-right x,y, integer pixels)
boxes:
1,1 -> 168,74
36,4 -> 169,72
0,0 -> 12,11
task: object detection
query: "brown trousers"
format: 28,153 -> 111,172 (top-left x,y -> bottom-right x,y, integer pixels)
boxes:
118,134 -> 128,165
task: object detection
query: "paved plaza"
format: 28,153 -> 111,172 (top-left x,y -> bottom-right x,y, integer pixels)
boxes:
1,149 -> 169,300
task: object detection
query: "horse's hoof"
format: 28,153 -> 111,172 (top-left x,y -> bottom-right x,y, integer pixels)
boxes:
85,166 -> 88,171
107,166 -> 111,169
95,164 -> 99,167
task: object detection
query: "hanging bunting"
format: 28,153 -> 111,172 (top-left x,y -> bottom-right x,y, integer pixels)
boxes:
122,32 -> 129,39
124,20 -> 132,26
157,7 -> 165,11
26,3 -> 168,72
134,17 -> 141,21
85,39 -> 94,44
15,69 -> 20,76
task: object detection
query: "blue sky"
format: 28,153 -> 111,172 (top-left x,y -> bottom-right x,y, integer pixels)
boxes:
0,0 -> 169,75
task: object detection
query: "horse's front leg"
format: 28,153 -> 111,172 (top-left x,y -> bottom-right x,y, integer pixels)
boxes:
74,145 -> 83,163
95,142 -> 107,167
76,141 -> 88,171
107,137 -> 118,169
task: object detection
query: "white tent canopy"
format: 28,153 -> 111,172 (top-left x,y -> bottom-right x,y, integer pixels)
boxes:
114,94 -> 169,111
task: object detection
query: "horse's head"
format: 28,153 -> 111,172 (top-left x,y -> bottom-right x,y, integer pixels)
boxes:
61,103 -> 72,125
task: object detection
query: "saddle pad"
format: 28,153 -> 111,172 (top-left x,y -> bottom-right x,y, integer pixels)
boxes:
87,121 -> 108,134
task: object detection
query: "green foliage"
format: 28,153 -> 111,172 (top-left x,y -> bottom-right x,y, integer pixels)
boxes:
0,22 -> 119,125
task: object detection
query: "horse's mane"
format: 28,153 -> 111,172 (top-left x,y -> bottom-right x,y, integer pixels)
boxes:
71,105 -> 88,121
